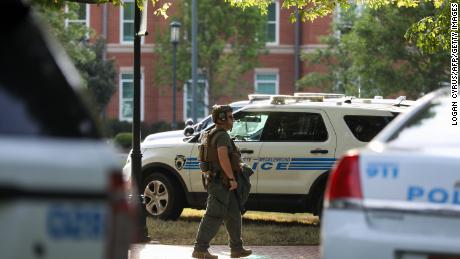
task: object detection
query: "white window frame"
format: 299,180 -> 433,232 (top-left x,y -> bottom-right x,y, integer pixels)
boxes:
119,71 -> 145,121
266,1 -> 280,46
183,79 -> 209,122
64,3 -> 90,28
120,0 -> 144,44
254,69 -> 279,94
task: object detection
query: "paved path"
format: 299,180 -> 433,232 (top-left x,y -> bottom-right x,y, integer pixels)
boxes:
129,244 -> 320,259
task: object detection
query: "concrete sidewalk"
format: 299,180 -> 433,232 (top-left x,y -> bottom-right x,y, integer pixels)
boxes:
129,244 -> 320,259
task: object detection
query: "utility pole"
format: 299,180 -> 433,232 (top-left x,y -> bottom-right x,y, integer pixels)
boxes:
294,7 -> 301,92
191,0 -> 198,122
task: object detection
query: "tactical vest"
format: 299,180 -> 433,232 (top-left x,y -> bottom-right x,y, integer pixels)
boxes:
198,128 -> 242,173
197,128 -> 225,164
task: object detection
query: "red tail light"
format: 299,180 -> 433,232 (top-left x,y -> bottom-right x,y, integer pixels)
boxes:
325,152 -> 363,205
106,170 -> 138,259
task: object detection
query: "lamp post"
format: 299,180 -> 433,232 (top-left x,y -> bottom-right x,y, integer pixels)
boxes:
170,21 -> 181,129
132,1 -> 149,242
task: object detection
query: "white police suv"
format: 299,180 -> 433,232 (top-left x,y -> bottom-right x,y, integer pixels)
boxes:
0,1 -> 135,258
124,93 -> 413,220
322,88 -> 459,259
143,95 -> 275,141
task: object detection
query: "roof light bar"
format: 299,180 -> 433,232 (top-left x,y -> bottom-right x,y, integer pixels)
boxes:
270,95 -> 324,105
294,92 -> 345,99
248,94 -> 277,102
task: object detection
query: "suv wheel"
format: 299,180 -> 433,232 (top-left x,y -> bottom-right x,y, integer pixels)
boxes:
143,173 -> 184,220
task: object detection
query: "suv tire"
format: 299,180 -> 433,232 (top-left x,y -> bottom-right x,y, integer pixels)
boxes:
143,173 -> 184,220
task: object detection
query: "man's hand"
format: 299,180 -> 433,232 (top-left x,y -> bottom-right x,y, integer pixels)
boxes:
229,179 -> 238,191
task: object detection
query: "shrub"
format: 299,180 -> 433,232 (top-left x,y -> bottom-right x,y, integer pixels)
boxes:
114,132 -> 132,150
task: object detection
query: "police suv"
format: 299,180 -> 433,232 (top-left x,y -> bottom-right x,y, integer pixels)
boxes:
124,94 -> 413,220
144,95 -> 276,141
322,88 -> 460,258
0,1 -> 135,258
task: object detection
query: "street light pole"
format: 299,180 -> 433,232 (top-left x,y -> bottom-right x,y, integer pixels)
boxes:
191,0 -> 198,123
132,1 -> 149,242
170,21 -> 181,130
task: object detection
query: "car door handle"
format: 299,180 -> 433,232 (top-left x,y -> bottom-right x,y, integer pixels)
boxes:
240,149 -> 254,154
310,149 -> 328,154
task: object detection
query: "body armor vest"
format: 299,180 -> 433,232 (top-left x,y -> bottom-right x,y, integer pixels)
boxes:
198,128 -> 242,173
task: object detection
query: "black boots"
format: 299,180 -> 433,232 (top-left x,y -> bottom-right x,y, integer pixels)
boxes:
230,248 -> 252,258
191,249 -> 219,259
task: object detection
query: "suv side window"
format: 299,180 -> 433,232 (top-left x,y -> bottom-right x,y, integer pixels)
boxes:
261,112 -> 328,142
344,115 -> 395,142
229,111 -> 269,141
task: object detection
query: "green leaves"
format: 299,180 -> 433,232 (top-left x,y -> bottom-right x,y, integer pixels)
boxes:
299,4 -> 449,98
34,3 -> 116,113
405,3 -> 450,54
227,0 -> 451,54
153,0 -> 266,104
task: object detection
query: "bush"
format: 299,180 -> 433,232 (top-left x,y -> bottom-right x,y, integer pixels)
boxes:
114,132 -> 132,150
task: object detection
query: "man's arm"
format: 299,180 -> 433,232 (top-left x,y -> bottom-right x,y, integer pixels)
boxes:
217,146 -> 237,190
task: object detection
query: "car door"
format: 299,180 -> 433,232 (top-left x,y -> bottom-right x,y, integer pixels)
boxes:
228,110 -> 268,193
256,110 -> 336,194
188,110 -> 267,192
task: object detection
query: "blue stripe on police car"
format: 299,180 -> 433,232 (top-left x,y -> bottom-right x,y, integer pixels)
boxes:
184,157 -> 335,171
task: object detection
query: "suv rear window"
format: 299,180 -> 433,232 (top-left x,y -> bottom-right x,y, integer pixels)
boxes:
344,115 -> 395,142
262,112 -> 328,142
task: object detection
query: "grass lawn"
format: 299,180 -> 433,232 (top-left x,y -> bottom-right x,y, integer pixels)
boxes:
147,209 -> 320,246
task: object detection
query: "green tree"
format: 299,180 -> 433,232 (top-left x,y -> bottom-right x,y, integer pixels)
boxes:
227,0 -> 453,54
40,0 -> 452,54
153,0 -> 266,105
33,2 -> 116,114
76,38 -> 117,114
300,4 -> 449,98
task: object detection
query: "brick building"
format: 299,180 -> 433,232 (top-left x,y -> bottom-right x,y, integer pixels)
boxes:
70,1 -> 331,124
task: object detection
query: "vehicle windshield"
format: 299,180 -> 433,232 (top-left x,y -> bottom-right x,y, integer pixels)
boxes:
385,91 -> 458,147
230,111 -> 269,141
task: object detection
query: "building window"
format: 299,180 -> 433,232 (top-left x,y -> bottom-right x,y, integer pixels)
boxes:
266,2 -> 279,44
119,72 -> 144,121
121,0 -> 135,43
255,73 -> 278,94
65,3 -> 90,28
183,79 -> 209,122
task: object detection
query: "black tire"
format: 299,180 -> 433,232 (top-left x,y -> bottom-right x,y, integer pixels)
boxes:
142,173 -> 184,220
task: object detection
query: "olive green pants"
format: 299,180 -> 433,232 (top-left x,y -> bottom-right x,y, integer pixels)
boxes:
194,179 -> 243,251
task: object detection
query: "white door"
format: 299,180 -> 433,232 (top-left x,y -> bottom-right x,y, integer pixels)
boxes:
256,110 -> 337,194
229,110 -> 269,193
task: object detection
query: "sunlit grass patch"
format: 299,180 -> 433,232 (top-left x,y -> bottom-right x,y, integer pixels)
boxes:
148,209 -> 320,246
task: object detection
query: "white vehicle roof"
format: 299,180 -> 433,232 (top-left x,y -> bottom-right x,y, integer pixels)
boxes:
239,94 -> 412,114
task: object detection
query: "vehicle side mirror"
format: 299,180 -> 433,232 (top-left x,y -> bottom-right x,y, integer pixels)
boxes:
184,125 -> 195,136
185,119 -> 194,126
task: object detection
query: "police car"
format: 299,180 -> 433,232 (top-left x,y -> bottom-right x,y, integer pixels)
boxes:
322,88 -> 459,258
143,95 -> 275,142
0,1 -> 135,258
124,93 -> 413,220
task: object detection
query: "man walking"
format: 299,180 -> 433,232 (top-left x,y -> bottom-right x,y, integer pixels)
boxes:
192,105 -> 252,259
